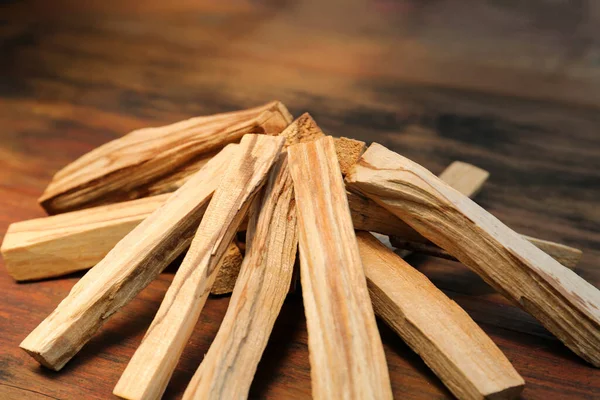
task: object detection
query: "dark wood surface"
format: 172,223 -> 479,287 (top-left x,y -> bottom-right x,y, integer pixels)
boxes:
1,1 -> 600,399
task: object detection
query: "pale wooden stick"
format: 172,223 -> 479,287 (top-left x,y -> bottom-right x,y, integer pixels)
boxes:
346,143 -> 600,367
288,136 -> 392,399
113,134 -> 284,400
19,144 -> 238,371
183,155 -> 298,399
181,113 -> 325,399
390,161 -> 582,269
39,101 -> 292,214
358,232 -> 524,400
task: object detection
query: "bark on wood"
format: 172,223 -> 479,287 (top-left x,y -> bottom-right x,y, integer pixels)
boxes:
39,101 -> 292,214
358,231 -> 525,400
288,136 -> 392,399
19,144 -> 238,371
113,134 -> 284,400
346,143 -> 600,367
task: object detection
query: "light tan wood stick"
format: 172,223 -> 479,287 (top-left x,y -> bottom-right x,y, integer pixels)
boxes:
181,113 -> 323,399
346,143 -> 600,367
183,155 -> 298,399
19,144 -> 238,371
390,161 -> 582,269
358,231 -> 524,400
113,134 -> 284,400
288,136 -> 392,399
39,101 -> 292,214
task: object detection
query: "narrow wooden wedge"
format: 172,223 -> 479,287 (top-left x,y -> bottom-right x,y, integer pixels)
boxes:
358,232 -> 524,400
346,143 -> 600,367
39,101 -> 292,214
183,154 -> 298,400
113,134 -> 284,400
181,113 -> 324,399
288,136 -> 392,399
19,143 -> 238,371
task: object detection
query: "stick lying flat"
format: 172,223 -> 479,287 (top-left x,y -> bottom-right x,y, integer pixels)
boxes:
358,232 -> 524,400
39,101 -> 292,214
288,136 -> 392,399
114,134 -> 284,400
182,114 -> 323,400
346,143 -> 600,367
184,155 -> 298,400
19,144 -> 238,371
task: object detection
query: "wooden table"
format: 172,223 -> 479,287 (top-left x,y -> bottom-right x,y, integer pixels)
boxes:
1,1 -> 599,399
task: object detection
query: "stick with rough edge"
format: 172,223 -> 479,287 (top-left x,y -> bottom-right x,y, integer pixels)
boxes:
288,136 -> 392,399
20,143 -> 238,371
181,114 -> 326,400
113,134 -> 284,400
39,101 -> 292,214
346,142 -> 600,367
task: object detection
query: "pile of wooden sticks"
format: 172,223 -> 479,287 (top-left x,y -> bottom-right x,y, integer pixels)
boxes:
2,101 -> 599,400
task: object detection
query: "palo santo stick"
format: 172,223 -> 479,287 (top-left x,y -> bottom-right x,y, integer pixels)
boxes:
346,143 -> 600,367
114,134 -> 284,400
1,194 -> 169,281
182,113 -> 323,399
288,136 -> 392,399
183,155 -> 298,400
390,237 -> 582,270
39,101 -> 292,214
1,186 -> 245,291
389,161 -> 582,269
20,144 -> 238,371
358,231 -> 524,400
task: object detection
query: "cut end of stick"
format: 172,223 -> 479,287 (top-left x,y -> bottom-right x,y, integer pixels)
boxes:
334,137 -> 366,176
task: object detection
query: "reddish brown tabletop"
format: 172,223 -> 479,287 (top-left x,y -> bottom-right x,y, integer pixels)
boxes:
1,1 -> 599,399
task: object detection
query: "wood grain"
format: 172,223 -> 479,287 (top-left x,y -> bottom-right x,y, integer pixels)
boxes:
358,231 -> 524,400
114,134 -> 284,400
182,113 -> 326,399
346,143 -> 600,367
1,1 -> 600,398
19,143 -> 238,371
39,101 -> 292,214
288,136 -> 392,399
183,154 -> 297,399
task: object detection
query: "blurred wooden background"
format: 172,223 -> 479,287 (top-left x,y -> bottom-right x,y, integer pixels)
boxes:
1,1 -> 599,399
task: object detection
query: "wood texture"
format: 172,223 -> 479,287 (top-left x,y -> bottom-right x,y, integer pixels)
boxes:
184,154 -> 297,399
358,231 -> 524,400
182,113 -> 326,399
334,136 -> 366,175
113,134 -> 284,400
38,101 -> 292,214
2,2 -> 600,398
1,194 -> 169,281
288,136 -> 392,399
346,143 -> 600,367
19,143 -> 238,371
